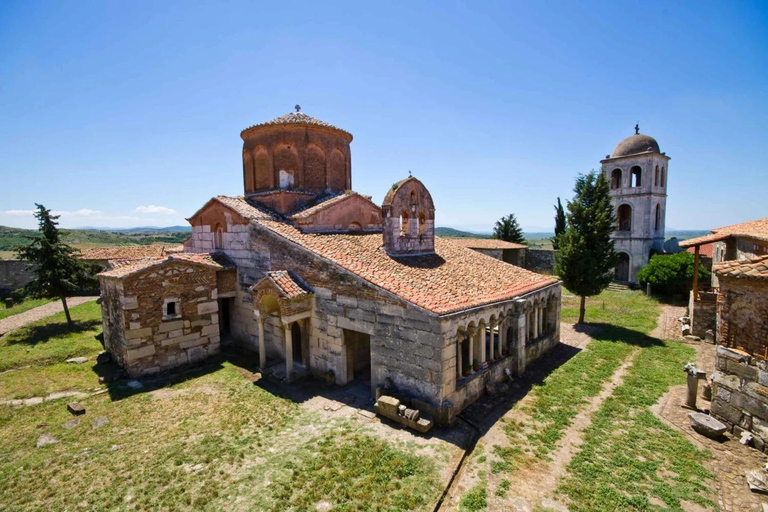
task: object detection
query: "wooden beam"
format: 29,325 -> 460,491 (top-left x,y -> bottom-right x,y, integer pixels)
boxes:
692,245 -> 701,300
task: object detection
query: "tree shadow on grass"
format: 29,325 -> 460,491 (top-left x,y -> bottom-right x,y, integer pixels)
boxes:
588,323 -> 667,348
4,318 -> 102,346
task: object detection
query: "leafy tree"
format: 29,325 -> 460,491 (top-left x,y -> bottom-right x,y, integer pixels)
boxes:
492,213 -> 526,244
637,252 -> 710,296
15,204 -> 98,326
554,171 -> 617,324
551,197 -> 566,250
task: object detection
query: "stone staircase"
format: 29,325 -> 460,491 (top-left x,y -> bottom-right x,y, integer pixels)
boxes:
607,282 -> 631,292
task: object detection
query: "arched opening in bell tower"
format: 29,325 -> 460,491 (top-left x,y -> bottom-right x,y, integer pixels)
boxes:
617,204 -> 632,232
611,169 -> 622,189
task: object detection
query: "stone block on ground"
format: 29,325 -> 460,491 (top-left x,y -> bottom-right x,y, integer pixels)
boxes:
91,417 -> 110,429
67,402 -> 85,416
689,412 -> 727,439
36,433 -> 57,448
66,357 -> 88,364
62,418 -> 80,429
747,470 -> 768,495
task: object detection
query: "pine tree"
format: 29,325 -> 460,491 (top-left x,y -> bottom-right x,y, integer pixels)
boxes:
554,172 -> 617,324
492,214 -> 526,244
15,204 -> 97,326
551,197 -> 566,250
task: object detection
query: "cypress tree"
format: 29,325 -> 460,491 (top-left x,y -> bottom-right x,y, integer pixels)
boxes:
492,213 -> 526,244
551,197 -> 566,250
554,172 -> 617,324
15,204 -> 97,326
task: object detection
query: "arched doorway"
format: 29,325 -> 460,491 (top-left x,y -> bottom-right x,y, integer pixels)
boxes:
615,253 -> 630,282
291,322 -> 303,366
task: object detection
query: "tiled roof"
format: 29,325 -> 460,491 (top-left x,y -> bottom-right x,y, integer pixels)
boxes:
241,111 -> 352,139
99,252 -> 234,279
714,255 -> 768,280
289,191 -> 378,221
446,238 -> 527,250
211,196 -> 557,315
266,271 -> 313,298
80,244 -> 183,261
679,217 -> 768,248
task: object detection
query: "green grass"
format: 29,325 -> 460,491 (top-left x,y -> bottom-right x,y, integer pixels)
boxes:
265,428 -> 439,511
0,297 -> 55,321
0,301 -> 446,511
557,341 -> 714,511
460,483 -> 488,511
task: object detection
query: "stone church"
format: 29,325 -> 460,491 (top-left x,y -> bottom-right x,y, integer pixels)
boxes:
98,108 -> 561,425
601,127 -> 669,283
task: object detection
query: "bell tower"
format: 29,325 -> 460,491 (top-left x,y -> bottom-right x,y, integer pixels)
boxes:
601,125 -> 670,283
382,176 -> 435,257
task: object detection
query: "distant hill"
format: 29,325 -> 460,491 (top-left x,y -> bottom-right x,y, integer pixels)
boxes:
76,226 -> 192,235
435,227 -> 491,238
0,225 -> 190,252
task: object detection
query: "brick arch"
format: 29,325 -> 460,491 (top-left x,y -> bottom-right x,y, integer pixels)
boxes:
253,146 -> 272,190
274,143 -> 299,189
304,143 -> 327,190
328,148 -> 347,191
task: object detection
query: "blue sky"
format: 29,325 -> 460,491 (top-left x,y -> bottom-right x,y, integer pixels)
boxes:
1,1 -> 766,232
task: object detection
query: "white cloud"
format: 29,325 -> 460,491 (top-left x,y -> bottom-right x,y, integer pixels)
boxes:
52,209 -> 104,217
135,205 -> 177,215
2,210 -> 34,216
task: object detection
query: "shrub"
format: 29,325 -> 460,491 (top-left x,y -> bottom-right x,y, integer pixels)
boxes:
637,252 -> 710,296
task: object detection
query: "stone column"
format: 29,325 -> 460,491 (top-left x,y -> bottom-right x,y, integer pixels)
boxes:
258,316 -> 266,369
533,307 -> 539,339
467,326 -> 475,371
513,299 -> 527,375
456,335 -> 463,379
498,319 -> 504,356
284,322 -> 293,381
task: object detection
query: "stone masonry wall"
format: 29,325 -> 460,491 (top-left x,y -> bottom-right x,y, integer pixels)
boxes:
711,346 -> 768,452
101,262 -> 221,377
525,249 -> 555,273
0,260 -> 35,297
718,277 -> 768,357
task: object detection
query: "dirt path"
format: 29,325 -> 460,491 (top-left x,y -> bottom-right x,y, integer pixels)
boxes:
651,305 -> 768,512
0,296 -> 98,336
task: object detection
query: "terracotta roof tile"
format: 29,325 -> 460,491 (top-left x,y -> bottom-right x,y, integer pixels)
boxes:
714,255 -> 768,280
686,243 -> 714,258
679,216 -> 768,248
212,196 -> 557,315
446,238 -> 527,250
266,270 -> 312,298
99,252 -> 234,279
241,111 -> 352,139
80,244 -> 183,261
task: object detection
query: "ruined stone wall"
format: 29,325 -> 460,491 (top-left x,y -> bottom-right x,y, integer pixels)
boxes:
100,262 -> 221,377
100,278 -> 125,355
0,260 -> 35,297
525,249 -> 554,273
712,346 -> 768,452
689,291 -> 718,339
718,277 -> 768,357
503,248 -> 525,267
472,248 -> 503,261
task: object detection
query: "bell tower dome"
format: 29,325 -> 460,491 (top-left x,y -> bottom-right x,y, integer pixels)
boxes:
601,125 -> 670,283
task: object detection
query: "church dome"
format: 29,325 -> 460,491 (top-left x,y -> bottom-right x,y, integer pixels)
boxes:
241,107 -> 352,140
611,134 -> 660,158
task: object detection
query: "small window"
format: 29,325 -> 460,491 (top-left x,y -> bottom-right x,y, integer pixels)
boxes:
611,169 -> 622,189
163,298 -> 181,320
630,166 -> 642,187
655,165 -> 659,186
418,212 -> 427,235
399,211 -> 410,237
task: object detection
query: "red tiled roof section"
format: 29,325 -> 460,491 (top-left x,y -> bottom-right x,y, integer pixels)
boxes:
267,271 -> 312,298
214,196 -> 557,315
99,252 -> 234,279
447,238 -> 527,250
289,192 -> 349,220
714,255 -> 768,280
80,245 -> 183,261
686,243 -> 714,258
679,217 -> 768,248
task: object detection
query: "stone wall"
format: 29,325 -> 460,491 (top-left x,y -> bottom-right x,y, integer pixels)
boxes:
718,277 -> 768,357
0,260 -> 35,297
711,346 -> 768,452
100,262 -> 221,377
526,249 -> 555,273
688,291 -> 717,339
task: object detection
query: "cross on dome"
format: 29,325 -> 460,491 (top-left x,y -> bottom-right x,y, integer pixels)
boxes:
295,104 -> 301,113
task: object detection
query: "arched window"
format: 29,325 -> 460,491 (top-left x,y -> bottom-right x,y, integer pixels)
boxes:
418,212 -> 427,235
655,165 -> 659,186
617,204 -> 632,231
611,169 -> 622,189
399,210 -> 409,236
655,204 -> 661,231
661,167 -> 666,187
630,166 -> 642,187
410,190 -> 417,204
214,224 -> 224,249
